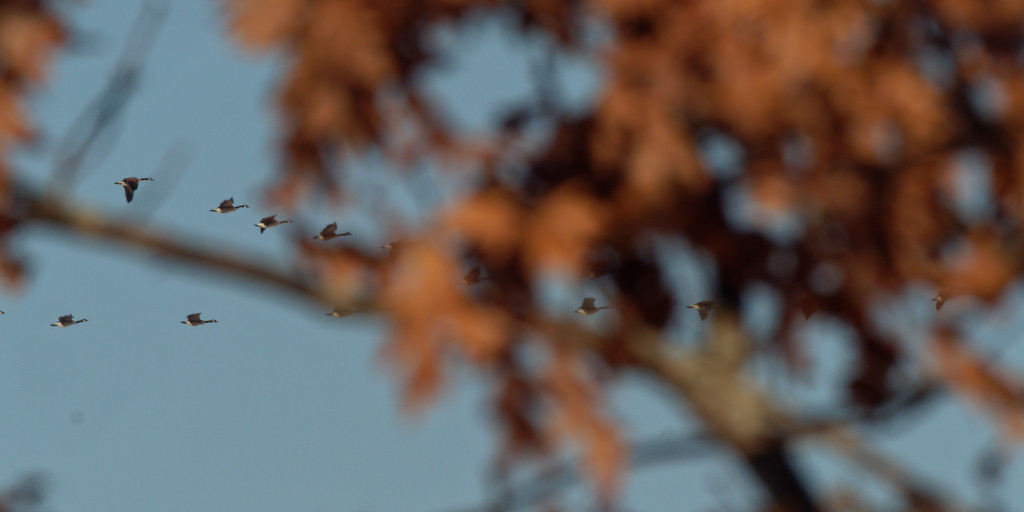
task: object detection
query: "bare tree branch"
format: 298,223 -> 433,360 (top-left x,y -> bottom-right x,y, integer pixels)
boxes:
442,432 -> 717,512
802,424 -> 971,512
17,185 -> 329,305
52,0 -> 169,184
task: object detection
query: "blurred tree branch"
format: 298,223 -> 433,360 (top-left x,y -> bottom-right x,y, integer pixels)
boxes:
4,0 -> 1024,510
445,432 -> 717,512
52,0 -> 168,184
15,183 -> 328,305
0,473 -> 48,512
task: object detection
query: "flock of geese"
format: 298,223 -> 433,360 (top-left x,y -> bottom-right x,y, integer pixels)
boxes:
571,297 -> 715,320
87,177 -> 720,326
576,292 -> 951,322
22,177 -> 954,327
22,177 -> 357,328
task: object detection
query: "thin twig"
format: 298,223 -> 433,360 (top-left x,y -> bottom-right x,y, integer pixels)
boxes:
804,423 -> 971,512
18,186 -> 329,304
441,432 -> 717,512
52,0 -> 169,184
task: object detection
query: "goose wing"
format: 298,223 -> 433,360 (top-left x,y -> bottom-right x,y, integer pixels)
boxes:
218,199 -> 234,208
259,215 -> 276,225
58,314 -> 73,323
581,297 -> 596,309
118,177 -> 140,190
186,313 -> 202,322
321,223 -> 337,236
123,186 -> 134,203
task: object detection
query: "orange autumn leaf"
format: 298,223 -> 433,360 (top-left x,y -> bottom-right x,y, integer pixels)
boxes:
447,304 -> 509,363
381,241 -> 511,409
445,189 -> 524,262
304,2 -> 397,90
223,0 -> 302,49
0,86 -> 32,146
380,242 -> 458,412
582,419 -> 626,501
0,11 -> 65,83
524,185 -> 606,276
943,230 -> 1015,302
750,169 -> 796,213
622,109 -> 705,208
400,335 -> 445,413
931,0 -> 1024,31
0,247 -> 24,290
383,242 -> 461,316
543,349 -> 625,498
316,250 -> 374,306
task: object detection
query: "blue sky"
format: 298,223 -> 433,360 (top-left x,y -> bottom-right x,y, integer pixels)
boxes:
0,1 -> 1022,511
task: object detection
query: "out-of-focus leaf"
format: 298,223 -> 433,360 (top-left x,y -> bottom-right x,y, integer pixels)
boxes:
223,0 -> 302,49
543,349 -> 624,499
0,11 -> 65,83
445,189 -> 524,263
524,185 -> 605,276
0,87 -> 32,147
943,230 -> 1015,302
381,241 -> 512,411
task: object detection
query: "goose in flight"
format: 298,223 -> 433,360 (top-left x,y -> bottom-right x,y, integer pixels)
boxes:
114,177 -> 153,203
326,305 -> 362,318
51,314 -> 87,327
574,297 -> 610,315
210,198 -> 249,213
181,313 -> 217,326
314,222 -> 351,241
931,290 -> 955,311
255,215 -> 293,234
687,300 -> 715,320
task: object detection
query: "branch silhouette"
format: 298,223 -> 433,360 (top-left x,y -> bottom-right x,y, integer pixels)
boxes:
6,183 -> 975,512
17,184 -> 327,305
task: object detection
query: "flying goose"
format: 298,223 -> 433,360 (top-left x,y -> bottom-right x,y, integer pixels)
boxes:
931,290 -> 955,311
255,215 -> 293,234
51,314 -> 87,327
114,177 -> 153,203
181,313 -> 217,326
326,305 -> 362,318
574,297 -> 610,315
313,222 -> 351,241
210,197 -> 249,213
458,267 -> 488,285
687,300 -> 715,320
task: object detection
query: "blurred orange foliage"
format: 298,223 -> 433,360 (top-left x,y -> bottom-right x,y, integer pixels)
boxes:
217,0 -> 1024,501
6,0 -> 1024,506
